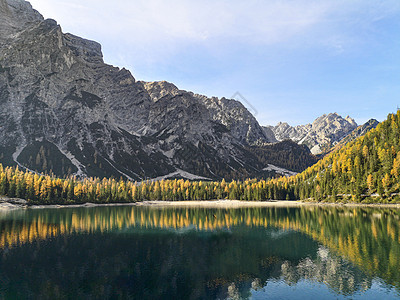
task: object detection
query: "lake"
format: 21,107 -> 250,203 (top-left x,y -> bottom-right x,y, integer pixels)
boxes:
0,204 -> 400,299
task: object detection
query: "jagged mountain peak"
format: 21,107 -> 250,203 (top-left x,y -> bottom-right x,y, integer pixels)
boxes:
141,81 -> 180,102
328,118 -> 379,154
345,115 -> 357,126
275,122 -> 290,128
264,113 -> 359,154
63,33 -> 103,63
312,112 -> 350,124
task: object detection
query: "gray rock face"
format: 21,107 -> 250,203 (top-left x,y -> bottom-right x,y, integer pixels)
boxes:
261,126 -> 278,143
264,113 -> 358,154
328,118 -> 379,153
0,0 -> 42,42
2,0 -> 305,180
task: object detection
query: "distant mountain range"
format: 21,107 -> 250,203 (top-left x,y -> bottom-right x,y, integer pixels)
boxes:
0,0 -> 377,180
264,113 -> 378,155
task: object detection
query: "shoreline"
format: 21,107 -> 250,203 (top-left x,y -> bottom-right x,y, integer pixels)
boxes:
1,196 -> 400,210
1,198 -> 304,210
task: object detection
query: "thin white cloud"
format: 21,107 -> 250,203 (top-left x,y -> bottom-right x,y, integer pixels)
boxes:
28,0 -> 400,57
24,0 -> 400,126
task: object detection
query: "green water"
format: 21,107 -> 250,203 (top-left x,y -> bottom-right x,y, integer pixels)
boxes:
0,205 -> 400,299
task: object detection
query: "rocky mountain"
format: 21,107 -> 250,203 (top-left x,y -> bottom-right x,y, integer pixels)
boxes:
0,0 -> 317,180
327,118 -> 379,154
263,113 -> 359,155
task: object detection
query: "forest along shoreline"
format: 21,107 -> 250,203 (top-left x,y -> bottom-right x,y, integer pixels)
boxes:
1,196 -> 400,210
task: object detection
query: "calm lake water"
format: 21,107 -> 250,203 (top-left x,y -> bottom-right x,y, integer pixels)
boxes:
0,205 -> 400,299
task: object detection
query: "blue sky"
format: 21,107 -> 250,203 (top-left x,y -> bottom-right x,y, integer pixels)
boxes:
28,0 -> 400,126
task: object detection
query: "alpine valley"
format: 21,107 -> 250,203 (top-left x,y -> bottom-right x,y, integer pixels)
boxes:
1,2 -> 400,300
0,0 -> 377,181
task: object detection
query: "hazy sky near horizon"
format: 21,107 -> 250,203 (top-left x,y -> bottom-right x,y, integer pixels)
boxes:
28,0 -> 400,126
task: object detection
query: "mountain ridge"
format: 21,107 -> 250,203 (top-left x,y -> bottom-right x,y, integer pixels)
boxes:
263,113 -> 360,154
0,0 -> 319,180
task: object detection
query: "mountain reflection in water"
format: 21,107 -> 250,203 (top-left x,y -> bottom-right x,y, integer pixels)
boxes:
0,205 -> 399,299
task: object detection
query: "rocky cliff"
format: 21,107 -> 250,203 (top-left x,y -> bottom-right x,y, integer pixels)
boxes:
0,0 -> 316,180
326,118 -> 379,154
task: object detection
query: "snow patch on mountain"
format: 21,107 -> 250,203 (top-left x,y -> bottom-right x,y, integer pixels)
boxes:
263,164 -> 298,177
148,169 -> 211,181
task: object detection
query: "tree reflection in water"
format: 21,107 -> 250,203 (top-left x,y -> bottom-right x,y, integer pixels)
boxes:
0,205 -> 399,299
